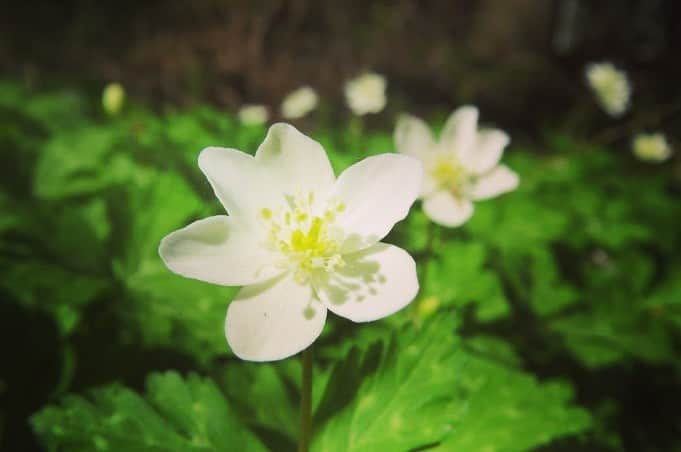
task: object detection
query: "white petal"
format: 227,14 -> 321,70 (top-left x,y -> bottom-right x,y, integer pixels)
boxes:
313,243 -> 418,322
159,216 -> 280,286
440,106 -> 478,160
334,154 -> 422,252
198,147 -> 270,220
464,129 -> 509,174
255,123 -> 336,194
394,114 -> 435,159
422,190 -> 474,227
226,275 -> 327,361
469,165 -> 519,200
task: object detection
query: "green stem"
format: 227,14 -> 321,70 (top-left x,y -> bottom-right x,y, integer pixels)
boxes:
298,346 -> 313,452
410,222 -> 439,322
420,221 -> 438,289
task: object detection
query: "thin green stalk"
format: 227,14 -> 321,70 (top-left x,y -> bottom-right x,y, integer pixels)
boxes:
419,221 -> 438,290
298,346 -> 313,452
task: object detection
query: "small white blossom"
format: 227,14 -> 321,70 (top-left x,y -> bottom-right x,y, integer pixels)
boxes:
395,106 -> 519,227
632,132 -> 673,162
585,62 -> 631,117
281,86 -> 319,119
238,104 -> 269,126
160,124 -> 422,361
344,72 -> 387,116
102,82 -> 125,116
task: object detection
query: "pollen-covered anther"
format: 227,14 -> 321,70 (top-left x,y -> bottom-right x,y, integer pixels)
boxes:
260,191 -> 345,282
429,155 -> 470,196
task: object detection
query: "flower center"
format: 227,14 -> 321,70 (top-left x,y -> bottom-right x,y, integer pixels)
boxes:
259,190 -> 347,283
429,155 -> 471,197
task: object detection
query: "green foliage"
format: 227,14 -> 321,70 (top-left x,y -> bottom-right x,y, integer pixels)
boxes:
422,240 -> 509,321
34,125 -> 135,200
31,371 -> 267,452
313,317 -> 464,451
32,318 -> 591,452
112,169 -> 236,363
313,318 -> 590,451
443,346 -> 591,452
0,196 -> 112,334
0,80 -> 678,451
220,362 -> 300,442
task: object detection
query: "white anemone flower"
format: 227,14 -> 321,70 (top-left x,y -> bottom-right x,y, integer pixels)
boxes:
281,86 -> 319,119
344,72 -> 387,116
395,106 -> 519,227
159,123 -> 422,361
585,62 -> 631,117
632,132 -> 673,162
238,104 -> 269,126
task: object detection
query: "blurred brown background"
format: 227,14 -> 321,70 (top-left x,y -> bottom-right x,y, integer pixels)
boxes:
1,0 -> 680,132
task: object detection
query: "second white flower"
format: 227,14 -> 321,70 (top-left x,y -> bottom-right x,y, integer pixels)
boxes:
395,106 -> 518,227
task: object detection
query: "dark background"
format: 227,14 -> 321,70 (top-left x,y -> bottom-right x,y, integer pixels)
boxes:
2,1 -> 681,451
2,0 -> 681,134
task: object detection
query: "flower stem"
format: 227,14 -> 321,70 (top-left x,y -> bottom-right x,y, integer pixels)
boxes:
298,346 -> 313,452
420,221 -> 438,287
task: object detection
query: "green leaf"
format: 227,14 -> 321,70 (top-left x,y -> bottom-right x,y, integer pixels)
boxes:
216,357 -> 334,449
424,241 -> 509,321
34,125 -> 135,200
314,318 -> 590,452
114,169 -> 231,363
550,250 -> 675,367
646,265 -> 681,331
313,317 -> 463,452
551,309 -> 676,368
113,169 -> 210,276
0,259 -> 109,335
500,247 -> 578,317
219,362 -> 299,443
441,356 -> 591,452
0,198 -> 112,335
121,262 -> 237,364
32,371 -> 267,452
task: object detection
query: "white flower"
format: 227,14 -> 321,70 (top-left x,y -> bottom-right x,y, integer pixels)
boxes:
102,82 -> 125,115
585,62 -> 631,117
159,123 -> 422,361
395,106 -> 519,227
281,86 -> 319,119
632,132 -> 673,162
344,72 -> 387,116
238,104 -> 269,126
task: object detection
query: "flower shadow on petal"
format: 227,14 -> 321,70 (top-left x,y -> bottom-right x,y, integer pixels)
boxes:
312,244 -> 386,308
340,232 -> 381,254
236,273 -> 289,300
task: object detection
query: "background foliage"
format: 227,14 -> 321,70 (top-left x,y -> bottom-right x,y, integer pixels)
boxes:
1,76 -> 680,451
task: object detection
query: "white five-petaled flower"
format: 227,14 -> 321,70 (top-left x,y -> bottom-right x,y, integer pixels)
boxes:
632,132 -> 673,163
281,86 -> 319,119
238,104 -> 269,126
585,62 -> 631,117
395,106 -> 519,227
344,72 -> 387,116
159,124 -> 422,361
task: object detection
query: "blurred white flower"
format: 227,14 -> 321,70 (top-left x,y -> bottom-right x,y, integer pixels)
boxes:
102,82 -> 125,116
281,86 -> 319,119
632,132 -> 673,162
585,62 -> 631,117
238,104 -> 269,126
159,123 -> 421,361
395,106 -> 518,227
344,72 -> 387,116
